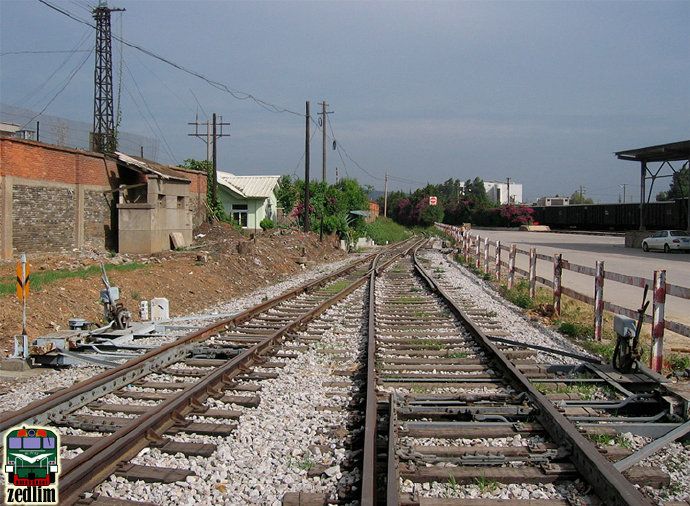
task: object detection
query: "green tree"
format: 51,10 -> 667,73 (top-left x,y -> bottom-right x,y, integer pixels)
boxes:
667,165 -> 689,199
275,175 -> 299,213
570,190 -> 594,205
180,159 -> 226,221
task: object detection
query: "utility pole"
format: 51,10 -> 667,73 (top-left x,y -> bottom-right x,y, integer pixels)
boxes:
384,171 -> 389,218
92,3 -> 125,153
506,177 -> 511,205
335,167 -> 339,184
619,184 -> 627,203
317,101 -> 333,182
304,101 -> 311,233
579,185 -> 586,202
188,113 -> 229,162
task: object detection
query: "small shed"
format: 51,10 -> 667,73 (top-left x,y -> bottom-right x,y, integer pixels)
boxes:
217,172 -> 280,229
114,152 -> 194,253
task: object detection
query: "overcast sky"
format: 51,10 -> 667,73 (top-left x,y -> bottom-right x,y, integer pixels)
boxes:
1,0 -> 688,202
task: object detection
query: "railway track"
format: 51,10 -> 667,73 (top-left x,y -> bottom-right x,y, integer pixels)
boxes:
359,243 -> 680,506
1,237 -> 685,505
0,238 -> 421,505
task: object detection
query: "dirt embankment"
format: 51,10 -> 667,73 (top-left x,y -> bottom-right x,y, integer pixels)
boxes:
0,223 -> 346,356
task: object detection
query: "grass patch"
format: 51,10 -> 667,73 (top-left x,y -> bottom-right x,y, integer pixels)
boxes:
448,352 -> 468,359
587,432 -> 633,449
498,279 -> 533,309
409,338 -> 443,350
667,353 -> 690,372
474,476 -> 498,493
0,262 -> 147,297
394,295 -> 425,304
363,217 -> 413,245
295,456 -> 315,471
534,381 -> 598,400
323,280 -> 351,294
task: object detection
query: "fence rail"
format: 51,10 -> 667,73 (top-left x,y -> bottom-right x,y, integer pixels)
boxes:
436,223 -> 690,372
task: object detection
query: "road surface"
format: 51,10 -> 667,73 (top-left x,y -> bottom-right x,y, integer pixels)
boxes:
469,229 -> 690,350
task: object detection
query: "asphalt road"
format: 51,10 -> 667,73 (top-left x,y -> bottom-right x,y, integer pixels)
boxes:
469,229 -> 690,348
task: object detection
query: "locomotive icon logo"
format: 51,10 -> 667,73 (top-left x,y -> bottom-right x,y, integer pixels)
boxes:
3,426 -> 60,505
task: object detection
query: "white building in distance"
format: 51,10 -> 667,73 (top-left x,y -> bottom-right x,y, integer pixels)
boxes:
537,196 -> 570,206
483,180 -> 523,205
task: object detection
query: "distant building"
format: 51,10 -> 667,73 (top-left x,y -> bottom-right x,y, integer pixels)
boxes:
537,196 -> 570,206
217,172 -> 280,229
0,122 -> 35,140
483,180 -> 523,205
368,201 -> 380,222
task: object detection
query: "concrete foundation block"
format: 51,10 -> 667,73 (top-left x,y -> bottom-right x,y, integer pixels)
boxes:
151,297 -> 170,321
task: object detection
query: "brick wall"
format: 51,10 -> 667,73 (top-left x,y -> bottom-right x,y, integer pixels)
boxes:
0,138 -> 207,259
12,185 -> 77,252
1,139 -> 116,258
84,189 -> 115,249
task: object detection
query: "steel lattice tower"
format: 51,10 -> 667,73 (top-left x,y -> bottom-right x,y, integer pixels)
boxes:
92,3 -> 123,153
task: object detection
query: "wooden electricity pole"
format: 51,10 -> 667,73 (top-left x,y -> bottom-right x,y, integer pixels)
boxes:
318,101 -> 333,182
384,171 -> 389,217
304,101 -> 311,232
506,177 -> 511,205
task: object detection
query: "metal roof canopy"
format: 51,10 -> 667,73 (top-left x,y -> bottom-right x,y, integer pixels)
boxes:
615,140 -> 690,231
615,140 -> 690,163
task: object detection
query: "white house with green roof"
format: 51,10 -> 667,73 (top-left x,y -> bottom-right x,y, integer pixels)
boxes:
217,172 -> 280,229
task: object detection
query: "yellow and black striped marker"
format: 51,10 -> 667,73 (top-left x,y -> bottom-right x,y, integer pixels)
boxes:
16,261 -> 30,301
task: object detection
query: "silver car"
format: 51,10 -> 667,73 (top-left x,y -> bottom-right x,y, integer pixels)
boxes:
642,230 -> 690,253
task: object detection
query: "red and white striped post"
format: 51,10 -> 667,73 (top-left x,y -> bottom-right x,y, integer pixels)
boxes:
651,269 -> 666,372
464,234 -> 469,262
528,247 -> 537,298
593,260 -> 605,340
508,244 -> 516,289
483,237 -> 489,273
475,235 -> 481,270
494,240 -> 501,281
552,253 -> 562,315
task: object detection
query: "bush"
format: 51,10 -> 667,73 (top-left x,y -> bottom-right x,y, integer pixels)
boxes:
260,218 -> 275,230
363,218 -> 412,244
500,280 -> 533,309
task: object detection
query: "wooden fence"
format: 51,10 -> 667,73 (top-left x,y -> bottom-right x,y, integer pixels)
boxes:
436,223 -> 690,372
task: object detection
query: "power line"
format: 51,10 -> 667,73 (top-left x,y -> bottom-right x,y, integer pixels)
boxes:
0,49 -> 92,56
38,0 -> 304,118
122,60 -> 177,163
19,48 -> 93,129
16,29 -> 92,109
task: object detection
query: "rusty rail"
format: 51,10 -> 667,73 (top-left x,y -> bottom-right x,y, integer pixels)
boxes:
0,243 -> 410,432
411,251 -> 653,506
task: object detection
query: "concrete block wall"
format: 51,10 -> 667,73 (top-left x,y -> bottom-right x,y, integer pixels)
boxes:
0,138 -> 207,259
0,138 -> 117,259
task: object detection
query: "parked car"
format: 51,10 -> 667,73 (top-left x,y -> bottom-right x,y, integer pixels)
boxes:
642,230 -> 690,253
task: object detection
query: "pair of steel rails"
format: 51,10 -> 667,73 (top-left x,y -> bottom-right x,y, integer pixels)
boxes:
359,242 -> 655,506
0,238 -> 421,505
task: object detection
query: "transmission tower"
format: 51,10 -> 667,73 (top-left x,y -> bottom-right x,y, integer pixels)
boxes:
92,2 -> 124,153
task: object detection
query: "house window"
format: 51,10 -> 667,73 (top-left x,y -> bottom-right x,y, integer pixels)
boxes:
232,204 -> 248,227
177,196 -> 185,209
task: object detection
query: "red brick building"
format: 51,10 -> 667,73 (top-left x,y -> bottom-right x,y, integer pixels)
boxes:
0,138 -> 206,259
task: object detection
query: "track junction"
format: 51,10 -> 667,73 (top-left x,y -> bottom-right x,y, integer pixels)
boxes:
1,237 -> 688,505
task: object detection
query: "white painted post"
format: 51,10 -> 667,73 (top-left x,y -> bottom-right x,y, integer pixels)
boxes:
494,240 -> 501,281
651,269 -> 666,372
475,235 -> 481,269
529,247 -> 536,298
594,261 -> 605,340
553,253 -> 562,316
508,244 -> 516,289
483,237 -> 489,273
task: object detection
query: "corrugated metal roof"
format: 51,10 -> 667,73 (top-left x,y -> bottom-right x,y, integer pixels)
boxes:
114,151 -> 191,183
217,171 -> 280,198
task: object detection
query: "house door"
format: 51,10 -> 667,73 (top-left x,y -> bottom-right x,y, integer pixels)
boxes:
232,204 -> 248,227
